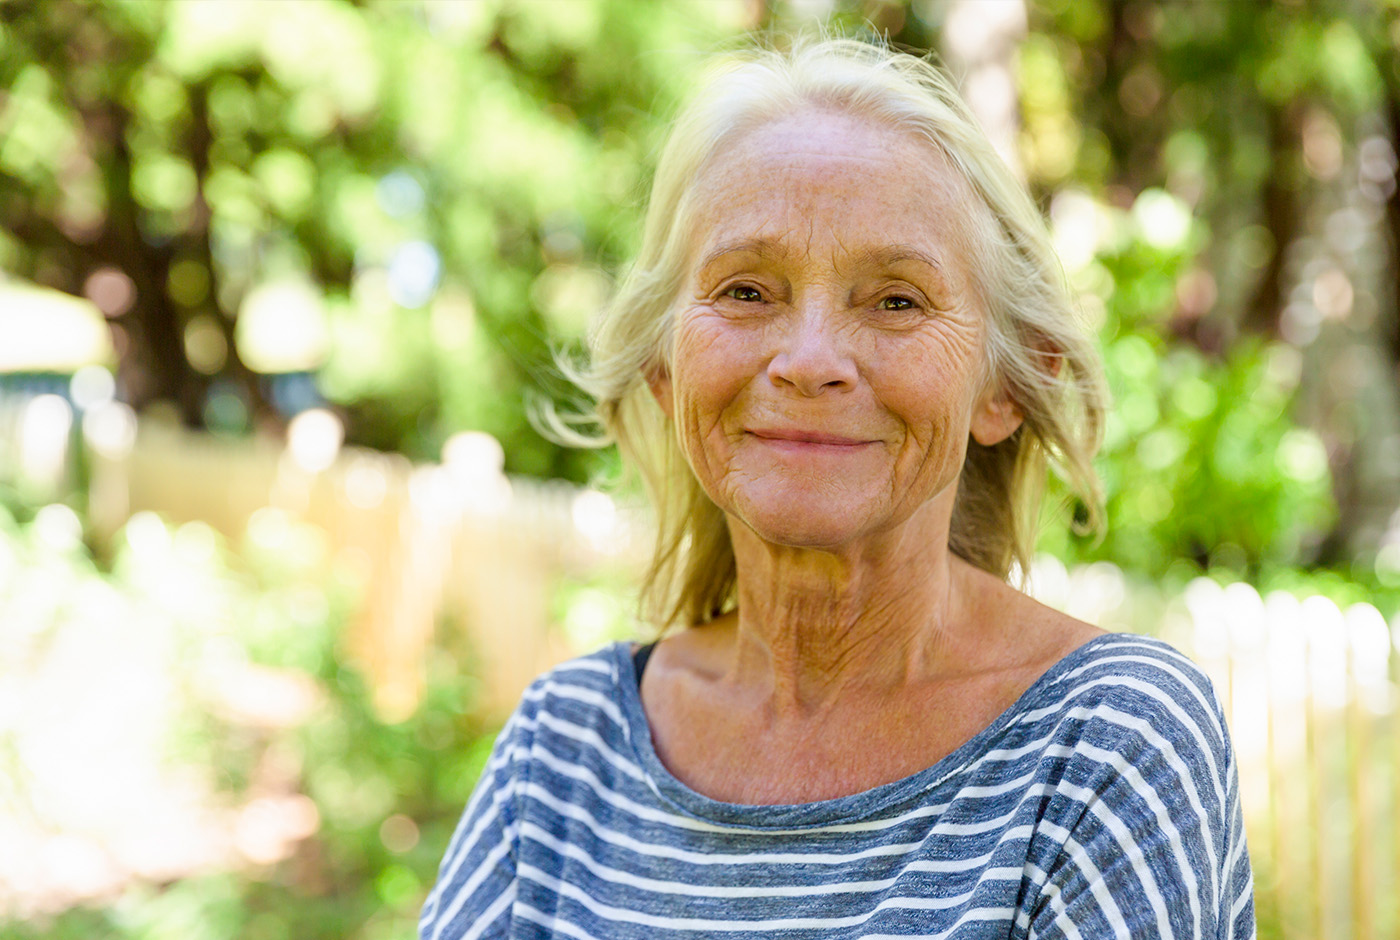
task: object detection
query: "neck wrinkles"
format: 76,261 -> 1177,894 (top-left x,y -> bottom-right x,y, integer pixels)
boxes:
723,505 -> 963,712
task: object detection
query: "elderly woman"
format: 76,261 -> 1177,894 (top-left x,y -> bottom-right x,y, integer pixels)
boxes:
420,40 -> 1255,940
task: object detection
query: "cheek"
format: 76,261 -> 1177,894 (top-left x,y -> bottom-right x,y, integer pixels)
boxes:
671,315 -> 762,400
871,336 -> 986,471
668,317 -> 755,450
873,337 -> 975,417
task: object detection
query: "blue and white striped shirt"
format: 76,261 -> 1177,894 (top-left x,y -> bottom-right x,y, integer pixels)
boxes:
421,633 -> 1255,939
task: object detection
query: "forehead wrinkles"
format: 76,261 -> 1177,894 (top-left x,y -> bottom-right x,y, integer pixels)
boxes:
686,125 -> 985,268
689,161 -> 819,240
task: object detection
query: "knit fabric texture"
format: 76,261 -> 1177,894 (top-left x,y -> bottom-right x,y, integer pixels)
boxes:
420,632 -> 1256,939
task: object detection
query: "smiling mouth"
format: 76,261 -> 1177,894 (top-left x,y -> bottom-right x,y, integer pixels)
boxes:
748,429 -> 875,447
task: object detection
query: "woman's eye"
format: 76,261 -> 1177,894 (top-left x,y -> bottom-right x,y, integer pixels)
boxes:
724,285 -> 763,302
878,295 -> 917,311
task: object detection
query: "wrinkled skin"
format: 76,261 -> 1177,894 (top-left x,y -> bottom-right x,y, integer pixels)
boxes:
651,108 -> 1022,556
640,108 -> 1097,805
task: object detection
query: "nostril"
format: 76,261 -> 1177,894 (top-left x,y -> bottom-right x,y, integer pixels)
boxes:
766,354 -> 796,389
767,350 -> 856,397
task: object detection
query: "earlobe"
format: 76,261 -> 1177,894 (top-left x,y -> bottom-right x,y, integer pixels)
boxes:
645,365 -> 674,420
970,388 -> 1023,446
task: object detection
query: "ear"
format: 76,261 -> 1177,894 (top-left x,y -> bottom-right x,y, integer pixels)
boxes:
1026,329 -> 1065,380
645,364 -> 674,420
970,383 -> 1023,446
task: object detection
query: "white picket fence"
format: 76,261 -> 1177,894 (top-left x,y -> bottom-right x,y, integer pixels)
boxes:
1026,554 -> 1400,938
1177,579 -> 1400,939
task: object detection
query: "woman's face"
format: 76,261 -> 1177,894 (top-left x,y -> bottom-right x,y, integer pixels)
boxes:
651,108 -> 1022,551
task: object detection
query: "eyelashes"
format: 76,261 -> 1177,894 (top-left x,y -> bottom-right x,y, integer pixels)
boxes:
706,275 -> 935,330
717,284 -> 926,314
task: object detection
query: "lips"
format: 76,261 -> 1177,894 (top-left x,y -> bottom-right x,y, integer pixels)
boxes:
747,428 -> 874,447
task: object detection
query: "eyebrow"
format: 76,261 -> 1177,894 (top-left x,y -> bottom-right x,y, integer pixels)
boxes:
696,239 -> 788,271
850,245 -> 946,274
696,240 -> 946,275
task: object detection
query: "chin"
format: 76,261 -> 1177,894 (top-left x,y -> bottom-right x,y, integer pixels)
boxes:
729,493 -> 878,551
746,524 -> 857,552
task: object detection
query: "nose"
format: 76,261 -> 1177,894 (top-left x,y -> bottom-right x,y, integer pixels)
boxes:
766,303 -> 858,396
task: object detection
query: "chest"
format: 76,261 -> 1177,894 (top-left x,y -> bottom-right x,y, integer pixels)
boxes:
642,672 -> 1037,805
509,757 -> 1052,939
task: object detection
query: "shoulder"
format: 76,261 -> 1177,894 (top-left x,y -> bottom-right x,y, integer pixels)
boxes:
1020,635 -> 1254,939
1046,632 -> 1227,743
487,642 -> 643,783
518,642 -> 627,702
420,652 -> 634,939
1029,633 -> 1236,817
988,577 -> 1231,766
503,642 -> 630,736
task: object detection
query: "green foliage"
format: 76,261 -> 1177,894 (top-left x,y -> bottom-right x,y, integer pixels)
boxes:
0,0 -> 740,476
0,497 -> 499,939
8,8 -> 1400,940
1039,198 -> 1335,580
8,0 -> 1399,579
1018,0 -> 1400,585
10,4 -> 1400,938
1069,337 -> 1335,575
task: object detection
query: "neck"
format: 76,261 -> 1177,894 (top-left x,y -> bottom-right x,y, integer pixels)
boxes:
723,503 -> 975,711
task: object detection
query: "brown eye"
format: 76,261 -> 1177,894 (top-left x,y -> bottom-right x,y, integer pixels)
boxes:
725,285 -> 763,302
879,295 -> 916,311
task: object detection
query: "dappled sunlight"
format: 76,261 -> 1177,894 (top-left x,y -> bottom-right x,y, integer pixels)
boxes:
0,414 -> 653,930
5,0 -> 1400,936
7,478 -> 1400,928
0,283 -> 112,373
0,508 -> 332,920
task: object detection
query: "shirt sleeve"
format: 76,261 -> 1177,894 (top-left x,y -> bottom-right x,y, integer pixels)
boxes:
418,712 -> 525,940
1028,664 -> 1257,940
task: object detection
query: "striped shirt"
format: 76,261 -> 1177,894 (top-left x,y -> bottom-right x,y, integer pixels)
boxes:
420,632 -> 1256,939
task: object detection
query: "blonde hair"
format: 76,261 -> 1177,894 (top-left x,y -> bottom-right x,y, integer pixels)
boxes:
552,38 -> 1105,631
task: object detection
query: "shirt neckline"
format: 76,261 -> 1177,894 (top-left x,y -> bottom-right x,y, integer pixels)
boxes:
609,631 -> 1125,829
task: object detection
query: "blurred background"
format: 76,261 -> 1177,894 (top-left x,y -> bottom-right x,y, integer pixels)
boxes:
2,0 -> 1400,937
